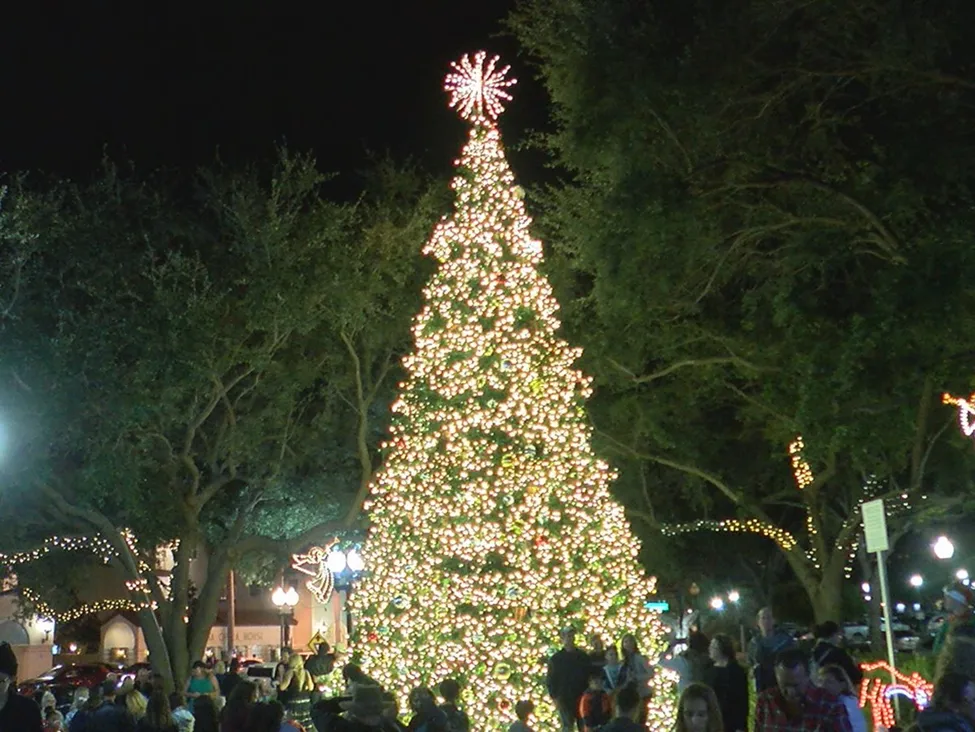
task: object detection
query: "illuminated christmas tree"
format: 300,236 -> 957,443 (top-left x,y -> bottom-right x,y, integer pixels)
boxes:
351,52 -> 673,730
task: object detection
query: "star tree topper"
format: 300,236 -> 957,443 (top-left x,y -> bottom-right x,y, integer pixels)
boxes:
444,51 -> 516,122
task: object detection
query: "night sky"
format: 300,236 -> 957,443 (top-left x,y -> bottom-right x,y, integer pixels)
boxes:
0,1 -> 542,184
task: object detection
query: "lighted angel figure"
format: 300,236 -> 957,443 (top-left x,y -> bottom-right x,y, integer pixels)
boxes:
291,544 -> 337,604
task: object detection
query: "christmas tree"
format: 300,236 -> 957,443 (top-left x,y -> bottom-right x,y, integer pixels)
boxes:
351,52 -> 674,730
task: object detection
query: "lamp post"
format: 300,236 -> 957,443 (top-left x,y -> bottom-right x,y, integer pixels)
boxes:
271,585 -> 299,652
328,547 -> 366,643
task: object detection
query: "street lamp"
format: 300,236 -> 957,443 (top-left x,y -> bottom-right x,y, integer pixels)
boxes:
727,590 -> 740,604
710,596 -> 725,611
909,574 -> 924,588
271,584 -> 299,652
933,536 -> 955,560
957,569 -> 969,582
861,582 -> 871,594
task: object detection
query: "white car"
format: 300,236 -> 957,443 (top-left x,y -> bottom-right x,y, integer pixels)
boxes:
843,620 -> 910,646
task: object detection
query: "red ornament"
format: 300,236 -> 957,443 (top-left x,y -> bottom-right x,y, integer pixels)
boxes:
499,700 -> 511,711
534,535 -> 548,547
367,632 -> 378,643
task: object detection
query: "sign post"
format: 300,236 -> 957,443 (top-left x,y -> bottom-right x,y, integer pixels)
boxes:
862,498 -> 899,721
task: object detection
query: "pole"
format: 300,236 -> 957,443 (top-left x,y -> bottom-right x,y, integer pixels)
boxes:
226,570 -> 236,661
876,549 -> 900,718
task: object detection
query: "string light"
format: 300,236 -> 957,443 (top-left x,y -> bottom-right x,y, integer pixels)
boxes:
858,661 -> 932,729
944,393 -> 975,437
291,541 -> 340,604
662,518 -> 798,551
351,52 -> 675,732
20,587 -> 145,623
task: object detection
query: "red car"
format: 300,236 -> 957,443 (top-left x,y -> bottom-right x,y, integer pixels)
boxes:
18,663 -> 115,705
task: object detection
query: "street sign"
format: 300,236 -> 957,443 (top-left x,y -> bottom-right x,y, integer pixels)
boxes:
862,498 -> 889,553
644,601 -> 670,612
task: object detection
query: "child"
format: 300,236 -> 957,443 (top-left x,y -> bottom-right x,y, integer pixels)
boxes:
439,678 -> 471,732
818,665 -> 867,732
579,669 -> 612,732
509,700 -> 535,732
673,683 -> 723,732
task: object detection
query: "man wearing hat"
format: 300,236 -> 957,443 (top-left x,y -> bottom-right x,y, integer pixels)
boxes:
0,641 -> 43,731
313,684 -> 400,732
935,582 -> 975,653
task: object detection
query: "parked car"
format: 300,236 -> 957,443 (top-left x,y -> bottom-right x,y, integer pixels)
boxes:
120,662 -> 153,683
843,620 -> 911,647
894,629 -> 922,653
927,613 -> 948,639
18,663 -> 115,706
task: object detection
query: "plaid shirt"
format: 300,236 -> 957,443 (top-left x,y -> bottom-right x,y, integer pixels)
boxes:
755,685 -> 853,732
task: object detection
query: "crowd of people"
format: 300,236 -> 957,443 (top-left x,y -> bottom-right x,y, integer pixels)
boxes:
6,579 -> 975,732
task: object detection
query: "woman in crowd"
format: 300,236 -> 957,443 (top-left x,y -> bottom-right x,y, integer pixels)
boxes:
65,687 -> 89,727
708,634 -> 748,732
277,651 -> 316,729
193,694 -> 220,732
186,661 -> 220,711
674,684 -> 724,732
618,634 -> 652,723
127,689 -> 149,721
138,690 -> 178,732
221,679 -> 259,732
818,665 -> 866,732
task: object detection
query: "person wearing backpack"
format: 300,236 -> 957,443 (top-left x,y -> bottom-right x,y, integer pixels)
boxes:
437,680 -> 470,732
578,670 -> 612,732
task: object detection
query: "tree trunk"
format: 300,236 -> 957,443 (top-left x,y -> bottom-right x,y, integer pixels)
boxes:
811,572 -> 844,624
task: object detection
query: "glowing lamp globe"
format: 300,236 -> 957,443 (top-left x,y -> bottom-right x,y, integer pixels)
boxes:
909,574 -> 924,588
727,590 -> 740,603
933,536 -> 955,560
271,587 -> 287,607
709,597 -> 725,611
326,550 -> 347,573
284,586 -> 300,606
346,549 -> 365,572
958,569 -> 969,582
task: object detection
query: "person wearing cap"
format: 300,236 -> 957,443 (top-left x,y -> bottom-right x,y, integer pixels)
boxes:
935,582 -> 975,654
547,627 -> 592,732
313,683 -> 400,732
0,641 -> 43,731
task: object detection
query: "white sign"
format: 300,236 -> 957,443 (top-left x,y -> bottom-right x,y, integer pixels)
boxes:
862,499 -> 889,554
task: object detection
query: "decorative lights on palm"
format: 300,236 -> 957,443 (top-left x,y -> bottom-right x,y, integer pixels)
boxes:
350,51 -> 673,731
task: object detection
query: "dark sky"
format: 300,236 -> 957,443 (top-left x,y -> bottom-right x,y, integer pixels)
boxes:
0,1 -> 543,182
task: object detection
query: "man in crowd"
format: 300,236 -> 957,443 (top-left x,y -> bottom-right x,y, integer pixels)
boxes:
749,607 -> 797,693
598,684 -> 643,732
546,627 -> 591,732
755,649 -> 852,732
0,641 -> 42,732
811,622 -> 862,687
935,582 -> 975,653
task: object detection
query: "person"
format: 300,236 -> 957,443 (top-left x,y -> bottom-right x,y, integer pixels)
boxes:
342,665 -> 382,695
599,684 -> 642,732
935,583 -> 975,653
128,690 -> 149,721
708,634 -> 748,732
588,636 -> 607,674
221,679 -> 258,732
547,627 -> 592,732
811,623 -> 862,688
407,687 -> 447,732
168,693 -> 196,732
44,706 -> 66,732
66,688 -> 90,727
910,672 -> 975,732
314,683 -> 400,732
603,647 -> 623,692
818,666 -> 866,732
242,701 -> 289,732
186,662 -> 219,712
277,651 -> 315,729
95,679 -> 137,731
275,651 -> 292,688
138,690 -> 179,732
437,679 -> 470,732
218,659 -> 242,700
674,684 -> 724,732
305,643 -> 337,680
662,632 -> 713,693
0,641 -> 43,731
578,669 -> 612,732
749,608 -> 797,694
754,649 -> 852,732
508,700 -> 535,732
618,634 -> 651,723
191,694 -> 219,732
